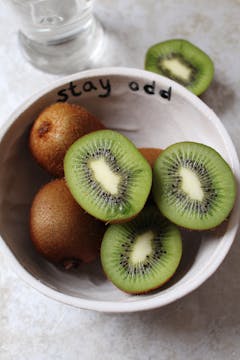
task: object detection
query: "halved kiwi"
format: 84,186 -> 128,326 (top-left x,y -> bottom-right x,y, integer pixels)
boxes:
64,129 -> 152,223
145,39 -> 214,95
29,102 -> 105,177
153,142 -> 236,230
30,179 -> 105,267
100,206 -> 182,294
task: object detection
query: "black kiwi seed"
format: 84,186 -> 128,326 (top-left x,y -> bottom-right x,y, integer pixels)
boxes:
64,130 -> 152,223
153,142 -> 236,230
158,53 -> 198,86
145,39 -> 214,96
100,206 -> 182,294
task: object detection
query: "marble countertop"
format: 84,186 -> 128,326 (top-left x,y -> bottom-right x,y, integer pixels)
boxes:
0,1 -> 240,359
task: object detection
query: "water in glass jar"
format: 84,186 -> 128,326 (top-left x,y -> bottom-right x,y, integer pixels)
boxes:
6,0 -> 105,73
8,0 -> 94,44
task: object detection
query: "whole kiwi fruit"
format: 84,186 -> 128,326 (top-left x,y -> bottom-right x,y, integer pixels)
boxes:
30,178 -> 106,267
29,102 -> 105,177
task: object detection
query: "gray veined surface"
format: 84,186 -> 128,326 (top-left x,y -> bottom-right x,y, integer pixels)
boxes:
0,0 -> 240,359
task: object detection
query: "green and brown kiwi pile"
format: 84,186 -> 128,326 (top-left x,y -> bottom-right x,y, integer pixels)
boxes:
28,101 -> 236,294
28,41 -> 236,294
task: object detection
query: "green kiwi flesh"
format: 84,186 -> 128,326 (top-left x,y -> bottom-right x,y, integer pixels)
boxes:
145,39 -> 214,95
100,206 -> 182,294
64,129 -> 152,223
153,142 -> 236,230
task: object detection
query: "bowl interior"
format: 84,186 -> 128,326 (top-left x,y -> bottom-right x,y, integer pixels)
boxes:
0,70 -> 238,306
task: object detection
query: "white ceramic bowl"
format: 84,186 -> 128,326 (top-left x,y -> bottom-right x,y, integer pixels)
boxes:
0,67 -> 239,313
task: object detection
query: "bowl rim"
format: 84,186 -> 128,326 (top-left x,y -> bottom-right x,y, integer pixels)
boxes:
0,66 -> 239,313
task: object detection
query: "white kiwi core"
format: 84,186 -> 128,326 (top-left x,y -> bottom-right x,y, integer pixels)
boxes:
131,230 -> 154,264
162,58 -> 191,81
179,167 -> 204,201
89,157 -> 121,195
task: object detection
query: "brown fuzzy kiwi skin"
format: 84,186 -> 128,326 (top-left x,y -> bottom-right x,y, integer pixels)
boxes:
30,179 -> 106,267
29,102 -> 105,177
138,148 -> 163,168
138,148 -> 163,204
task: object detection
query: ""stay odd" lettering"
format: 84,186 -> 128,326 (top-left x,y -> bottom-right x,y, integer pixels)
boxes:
56,79 -> 172,102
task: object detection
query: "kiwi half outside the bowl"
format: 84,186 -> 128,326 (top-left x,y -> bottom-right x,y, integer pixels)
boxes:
152,142 -> 236,230
145,39 -> 214,96
100,206 -> 182,294
64,129 -> 152,223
